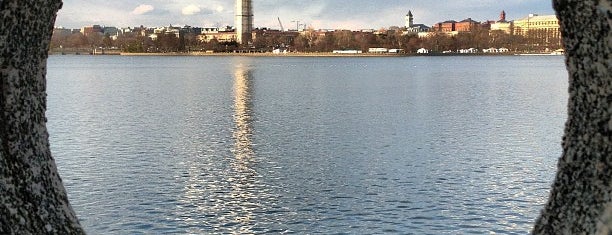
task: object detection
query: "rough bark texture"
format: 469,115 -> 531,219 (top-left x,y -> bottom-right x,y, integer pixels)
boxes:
533,0 -> 612,234
0,0 -> 84,234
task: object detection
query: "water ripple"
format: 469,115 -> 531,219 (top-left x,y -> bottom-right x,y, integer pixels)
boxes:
46,55 -> 567,234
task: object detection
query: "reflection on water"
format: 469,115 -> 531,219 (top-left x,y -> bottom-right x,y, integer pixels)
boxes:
172,59 -> 280,234
232,62 -> 255,161
228,61 -> 258,233
47,55 -> 568,234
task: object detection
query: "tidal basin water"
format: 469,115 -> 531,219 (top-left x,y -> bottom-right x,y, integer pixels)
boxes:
47,55 -> 567,234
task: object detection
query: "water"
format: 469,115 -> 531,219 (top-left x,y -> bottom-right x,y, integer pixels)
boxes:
46,55 -> 568,234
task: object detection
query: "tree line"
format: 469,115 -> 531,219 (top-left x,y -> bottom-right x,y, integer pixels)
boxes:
50,27 -> 561,54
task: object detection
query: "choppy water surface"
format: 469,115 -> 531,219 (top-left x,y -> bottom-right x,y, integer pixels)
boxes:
47,55 -> 567,234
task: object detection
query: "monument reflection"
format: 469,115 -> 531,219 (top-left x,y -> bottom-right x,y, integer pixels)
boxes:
227,62 -> 259,233
176,60 -> 276,234
232,63 -> 255,162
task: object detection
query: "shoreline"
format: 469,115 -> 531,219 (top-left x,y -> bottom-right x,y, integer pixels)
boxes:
119,52 -> 408,57
49,51 -> 564,57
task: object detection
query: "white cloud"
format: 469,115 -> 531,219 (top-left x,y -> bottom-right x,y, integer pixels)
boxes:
182,5 -> 201,15
54,0 -> 554,29
216,6 -> 224,13
132,4 -> 154,15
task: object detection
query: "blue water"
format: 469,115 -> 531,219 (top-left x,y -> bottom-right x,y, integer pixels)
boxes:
47,55 -> 568,234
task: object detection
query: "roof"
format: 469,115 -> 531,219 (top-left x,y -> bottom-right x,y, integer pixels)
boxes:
411,24 -> 430,29
459,18 -> 479,23
516,14 -> 559,22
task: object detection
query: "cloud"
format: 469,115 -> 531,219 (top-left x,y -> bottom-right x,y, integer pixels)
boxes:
54,0 -> 555,29
216,6 -> 224,13
182,5 -> 201,15
132,4 -> 154,15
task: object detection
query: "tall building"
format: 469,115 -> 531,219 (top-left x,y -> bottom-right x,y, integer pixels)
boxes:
404,10 -> 430,35
513,14 -> 561,45
405,11 -> 414,28
235,0 -> 253,44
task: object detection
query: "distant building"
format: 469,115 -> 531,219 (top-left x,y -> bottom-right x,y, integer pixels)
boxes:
513,14 -> 561,47
404,11 -> 431,35
482,47 -> 498,53
299,29 -> 332,39
417,48 -> 429,53
272,47 -> 288,54
202,27 -> 220,34
198,27 -> 238,43
252,28 -> 299,46
119,27 -> 133,34
417,32 -> 434,38
490,10 -> 513,34
433,20 -> 457,32
180,25 -> 203,35
433,16 -> 491,34
459,48 -> 479,53
103,27 -> 119,39
53,27 -> 73,37
149,25 -> 181,40
513,14 -> 560,36
369,48 -> 388,53
133,26 -> 155,37
455,18 -> 480,31
81,25 -> 103,37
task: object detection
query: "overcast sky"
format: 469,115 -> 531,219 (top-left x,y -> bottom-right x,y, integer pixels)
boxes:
56,0 -> 556,30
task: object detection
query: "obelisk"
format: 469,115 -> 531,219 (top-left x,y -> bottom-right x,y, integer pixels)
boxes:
235,0 -> 253,44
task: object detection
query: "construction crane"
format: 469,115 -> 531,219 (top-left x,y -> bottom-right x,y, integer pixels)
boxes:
277,17 -> 284,31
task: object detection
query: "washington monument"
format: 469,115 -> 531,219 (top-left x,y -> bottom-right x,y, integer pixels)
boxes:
235,0 -> 253,44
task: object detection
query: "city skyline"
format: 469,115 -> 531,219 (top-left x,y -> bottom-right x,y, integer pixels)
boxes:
56,0 -> 555,30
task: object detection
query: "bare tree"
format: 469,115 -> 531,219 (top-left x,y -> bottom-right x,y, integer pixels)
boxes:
0,0 -> 84,234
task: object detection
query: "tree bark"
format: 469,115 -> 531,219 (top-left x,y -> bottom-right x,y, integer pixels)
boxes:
0,0 -> 84,234
534,0 -> 612,234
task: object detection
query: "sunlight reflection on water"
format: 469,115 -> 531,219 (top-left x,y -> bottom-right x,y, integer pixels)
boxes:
47,55 -> 567,234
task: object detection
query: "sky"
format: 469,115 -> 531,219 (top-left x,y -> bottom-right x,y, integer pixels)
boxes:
55,0 -> 556,30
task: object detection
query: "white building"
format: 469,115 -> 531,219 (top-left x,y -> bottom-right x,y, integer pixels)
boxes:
482,48 -> 499,53
404,11 -> 432,35
368,48 -> 388,53
417,48 -> 429,54
333,50 -> 362,54
459,48 -> 479,53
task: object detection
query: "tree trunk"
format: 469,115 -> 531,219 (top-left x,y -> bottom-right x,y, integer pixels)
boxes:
534,0 -> 612,234
0,0 -> 84,234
